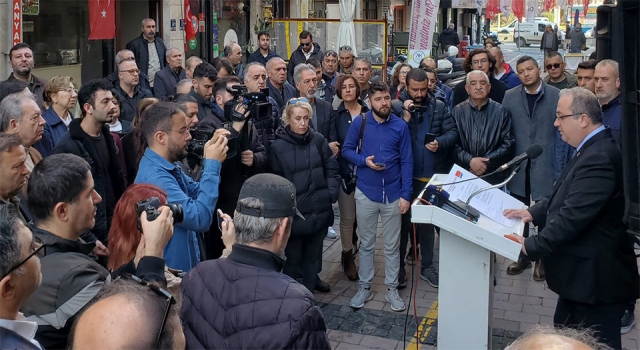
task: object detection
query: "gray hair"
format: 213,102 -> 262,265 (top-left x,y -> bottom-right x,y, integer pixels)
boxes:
293,63 -> 315,85
234,197 -> 291,245
0,93 -> 34,131
165,48 -> 181,59
266,57 -> 285,71
141,18 -> 155,27
243,62 -> 267,84
185,56 -> 203,70
223,42 -> 239,57
448,22 -> 455,29
354,58 -> 372,70
505,325 -> 611,350
0,205 -> 25,278
176,79 -> 192,90
559,87 -> 603,124
465,70 -> 489,85
115,50 -> 134,65
595,59 -> 619,78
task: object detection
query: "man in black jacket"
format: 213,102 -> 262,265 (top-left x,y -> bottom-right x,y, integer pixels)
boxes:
267,57 -> 298,111
287,31 -> 323,84
190,62 -> 218,129
125,18 -> 167,88
452,48 -> 508,108
450,70 -> 515,184
504,87 -> 639,349
105,50 -> 151,92
292,63 -> 336,145
439,23 -> 460,54
247,30 -> 280,66
113,59 -> 153,122
54,79 -> 127,250
180,174 -> 331,349
391,68 -> 456,289
154,48 -> 187,99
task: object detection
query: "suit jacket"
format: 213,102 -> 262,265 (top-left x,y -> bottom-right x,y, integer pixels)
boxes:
524,128 -> 639,305
312,98 -> 337,142
154,66 -> 187,99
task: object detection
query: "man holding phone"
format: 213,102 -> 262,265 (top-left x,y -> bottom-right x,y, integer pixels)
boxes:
391,68 -> 457,288
449,70 -> 515,184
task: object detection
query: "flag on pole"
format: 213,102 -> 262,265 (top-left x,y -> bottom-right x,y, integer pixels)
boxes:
582,0 -> 589,18
486,0 -> 501,19
184,0 -> 198,50
512,0 -> 525,22
88,0 -> 115,39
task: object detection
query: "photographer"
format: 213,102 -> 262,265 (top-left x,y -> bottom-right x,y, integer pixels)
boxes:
244,62 -> 281,150
391,68 -> 456,288
134,102 -> 228,271
204,76 -> 267,259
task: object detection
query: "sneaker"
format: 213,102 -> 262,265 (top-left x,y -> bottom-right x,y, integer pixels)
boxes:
398,270 -> 407,290
349,287 -> 373,309
327,227 -> 337,239
406,247 -> 418,265
621,309 -> 636,334
385,288 -> 406,312
420,265 -> 439,288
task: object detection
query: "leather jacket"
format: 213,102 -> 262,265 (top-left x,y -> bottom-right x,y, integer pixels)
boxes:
450,99 -> 515,184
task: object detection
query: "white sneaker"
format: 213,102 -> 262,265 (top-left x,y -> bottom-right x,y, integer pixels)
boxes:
349,287 -> 372,309
327,227 -> 337,239
385,288 -> 405,312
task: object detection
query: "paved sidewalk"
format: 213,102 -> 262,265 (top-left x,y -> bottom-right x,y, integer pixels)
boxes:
317,208 -> 640,349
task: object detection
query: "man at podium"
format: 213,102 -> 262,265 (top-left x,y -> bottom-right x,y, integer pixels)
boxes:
504,88 -> 639,349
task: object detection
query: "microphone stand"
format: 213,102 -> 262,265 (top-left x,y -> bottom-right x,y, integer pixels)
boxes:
463,165 -> 522,208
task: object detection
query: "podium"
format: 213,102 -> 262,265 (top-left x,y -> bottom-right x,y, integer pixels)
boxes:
411,174 -> 525,349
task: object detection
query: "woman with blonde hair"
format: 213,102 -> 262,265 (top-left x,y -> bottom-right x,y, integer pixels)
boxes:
268,98 -> 340,293
34,76 -> 77,156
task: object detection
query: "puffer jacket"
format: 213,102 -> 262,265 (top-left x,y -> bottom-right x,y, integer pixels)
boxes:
180,244 -> 331,349
450,99 -> 515,184
269,126 -> 340,236
391,90 -> 457,174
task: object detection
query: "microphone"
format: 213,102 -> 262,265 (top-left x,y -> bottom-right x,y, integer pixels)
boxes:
498,144 -> 543,171
422,185 -> 479,222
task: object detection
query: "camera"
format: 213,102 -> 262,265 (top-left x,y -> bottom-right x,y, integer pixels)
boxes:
408,104 -> 428,113
135,197 -> 184,232
187,128 -> 238,161
225,84 -> 273,123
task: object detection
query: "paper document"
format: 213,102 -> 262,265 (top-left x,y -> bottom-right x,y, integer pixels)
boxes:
442,165 -> 526,228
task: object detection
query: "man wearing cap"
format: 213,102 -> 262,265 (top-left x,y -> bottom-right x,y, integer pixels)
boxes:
180,173 -> 331,349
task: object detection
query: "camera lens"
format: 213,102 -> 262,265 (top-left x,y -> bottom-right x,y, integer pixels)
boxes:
166,203 -> 184,224
408,105 -> 416,113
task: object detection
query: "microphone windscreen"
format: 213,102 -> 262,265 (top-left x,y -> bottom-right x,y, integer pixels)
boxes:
526,144 -> 543,159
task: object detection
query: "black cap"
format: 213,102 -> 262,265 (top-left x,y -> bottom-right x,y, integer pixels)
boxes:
237,174 -> 305,220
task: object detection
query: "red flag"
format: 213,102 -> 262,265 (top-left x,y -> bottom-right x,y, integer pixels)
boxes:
582,0 -> 589,18
486,0 -> 501,19
568,0 -> 573,7
543,0 -> 554,11
88,0 -> 115,40
512,0 -> 525,22
184,1 -> 197,43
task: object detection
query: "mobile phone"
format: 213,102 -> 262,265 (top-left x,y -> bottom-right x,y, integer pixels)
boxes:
424,133 -> 436,145
216,209 -> 224,231
374,163 -> 386,168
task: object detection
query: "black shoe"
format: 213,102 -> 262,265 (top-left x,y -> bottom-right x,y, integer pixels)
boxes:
621,309 -> 636,334
507,255 -> 532,275
398,270 -> 407,289
315,277 -> 331,293
406,247 -> 418,265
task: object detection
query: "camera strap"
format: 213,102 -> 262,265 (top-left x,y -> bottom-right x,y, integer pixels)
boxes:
353,112 -> 367,178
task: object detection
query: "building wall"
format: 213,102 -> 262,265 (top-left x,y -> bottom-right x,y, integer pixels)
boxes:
162,0 -> 189,61
121,2 -> 151,45
0,0 -> 8,77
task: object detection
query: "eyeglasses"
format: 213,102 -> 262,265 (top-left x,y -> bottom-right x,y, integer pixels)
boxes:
60,88 -> 78,94
324,50 -> 338,57
116,274 -> 175,348
171,127 -> 192,135
1,236 -> 45,280
472,58 -> 489,66
556,113 -> 584,121
287,97 -> 309,105
340,45 -> 352,52
546,63 -> 562,70
300,42 -> 312,47
122,69 -> 140,75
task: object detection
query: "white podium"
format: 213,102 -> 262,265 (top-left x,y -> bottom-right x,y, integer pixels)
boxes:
411,174 -> 525,350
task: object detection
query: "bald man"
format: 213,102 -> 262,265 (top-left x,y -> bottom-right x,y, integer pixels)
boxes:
419,57 -> 454,108
70,278 -> 185,350
488,46 -> 521,89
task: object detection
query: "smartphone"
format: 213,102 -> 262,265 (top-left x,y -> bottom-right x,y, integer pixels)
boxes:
374,163 -> 386,168
424,133 -> 436,145
216,209 -> 224,231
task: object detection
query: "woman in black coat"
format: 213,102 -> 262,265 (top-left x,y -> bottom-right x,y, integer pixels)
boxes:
269,98 -> 340,293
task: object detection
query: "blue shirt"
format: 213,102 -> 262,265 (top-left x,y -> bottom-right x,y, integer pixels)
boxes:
576,125 -> 606,153
342,111 -> 413,203
34,107 -> 70,157
135,148 -> 221,271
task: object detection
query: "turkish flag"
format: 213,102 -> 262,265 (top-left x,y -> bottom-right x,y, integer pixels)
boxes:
88,0 -> 115,39
486,0 -> 501,19
184,1 -> 197,42
582,0 -> 589,18
512,0 -> 525,22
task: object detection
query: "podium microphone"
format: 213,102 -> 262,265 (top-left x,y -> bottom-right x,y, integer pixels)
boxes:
498,144 -> 543,172
422,185 -> 479,222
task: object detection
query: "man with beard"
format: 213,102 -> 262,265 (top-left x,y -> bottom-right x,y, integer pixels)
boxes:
154,48 -> 187,99
342,82 -> 413,313
292,64 -> 337,147
168,93 -> 202,181
190,62 -> 218,129
135,102 -> 229,271
543,51 -> 578,90
125,18 -> 167,88
114,59 -> 153,122
54,79 -> 127,256
266,57 -> 298,111
307,58 -> 334,104
247,31 -> 280,66
4,43 -> 46,108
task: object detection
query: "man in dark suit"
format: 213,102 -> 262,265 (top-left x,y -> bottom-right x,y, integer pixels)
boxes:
153,48 -> 186,99
504,87 -> 639,349
266,57 -> 298,111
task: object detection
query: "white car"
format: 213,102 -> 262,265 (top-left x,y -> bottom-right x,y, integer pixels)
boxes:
586,28 -> 595,38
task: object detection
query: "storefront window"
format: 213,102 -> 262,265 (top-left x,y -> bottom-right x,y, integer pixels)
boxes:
212,0 -> 248,52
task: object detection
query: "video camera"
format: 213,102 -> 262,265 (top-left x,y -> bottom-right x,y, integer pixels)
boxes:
187,128 -> 238,160
225,84 -> 273,123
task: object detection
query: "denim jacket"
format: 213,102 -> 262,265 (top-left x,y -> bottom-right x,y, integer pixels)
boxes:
135,148 -> 221,271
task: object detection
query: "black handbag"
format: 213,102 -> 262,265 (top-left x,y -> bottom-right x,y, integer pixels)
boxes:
341,113 -> 367,194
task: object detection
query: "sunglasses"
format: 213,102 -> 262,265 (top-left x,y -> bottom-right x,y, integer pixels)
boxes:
301,42 -> 312,47
340,45 -> 352,52
116,274 -> 176,348
545,63 -> 562,70
287,97 -> 309,105
324,50 -> 338,57
1,236 -> 45,280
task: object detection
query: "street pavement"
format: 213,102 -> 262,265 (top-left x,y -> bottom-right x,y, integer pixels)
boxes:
318,204 -> 640,349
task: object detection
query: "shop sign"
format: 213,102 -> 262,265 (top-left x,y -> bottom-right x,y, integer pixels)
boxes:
11,0 -> 22,47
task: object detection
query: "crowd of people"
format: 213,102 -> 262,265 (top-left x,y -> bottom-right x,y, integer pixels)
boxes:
0,16 -> 635,350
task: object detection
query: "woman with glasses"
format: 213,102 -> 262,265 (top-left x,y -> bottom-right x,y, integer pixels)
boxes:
268,98 -> 340,293
34,76 -> 78,156
390,63 -> 412,100
333,74 -> 368,281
